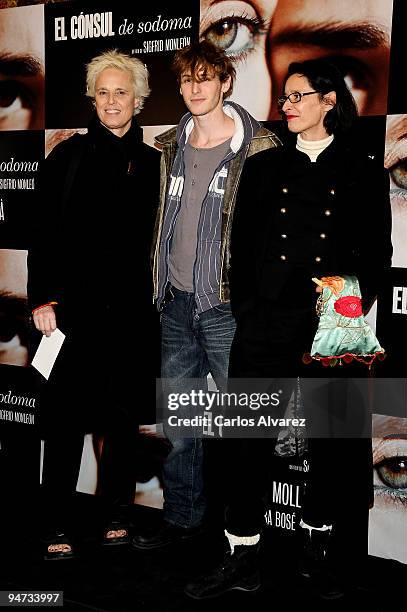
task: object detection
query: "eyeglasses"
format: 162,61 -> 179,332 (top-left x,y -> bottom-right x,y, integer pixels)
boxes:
277,91 -> 319,108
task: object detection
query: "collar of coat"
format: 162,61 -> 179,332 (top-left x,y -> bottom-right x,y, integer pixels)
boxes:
155,101 -> 261,154
87,114 -> 144,153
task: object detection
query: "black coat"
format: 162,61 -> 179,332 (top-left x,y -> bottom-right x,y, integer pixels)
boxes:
229,139 -> 392,520
230,135 -> 392,321
228,136 -> 391,515
28,117 -> 160,434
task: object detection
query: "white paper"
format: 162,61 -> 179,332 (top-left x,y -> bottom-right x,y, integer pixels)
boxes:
31,328 -> 65,380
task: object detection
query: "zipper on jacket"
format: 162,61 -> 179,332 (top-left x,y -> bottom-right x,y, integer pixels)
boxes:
191,148 -> 236,312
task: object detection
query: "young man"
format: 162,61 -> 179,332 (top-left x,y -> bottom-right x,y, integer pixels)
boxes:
132,41 -> 280,550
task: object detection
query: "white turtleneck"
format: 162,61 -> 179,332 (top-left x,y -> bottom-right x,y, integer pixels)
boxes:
296,133 -> 334,162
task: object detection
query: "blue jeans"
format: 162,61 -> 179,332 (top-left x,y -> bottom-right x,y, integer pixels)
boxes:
160,286 -> 236,527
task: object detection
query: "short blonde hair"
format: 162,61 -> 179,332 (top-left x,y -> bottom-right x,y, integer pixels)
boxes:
86,49 -> 150,115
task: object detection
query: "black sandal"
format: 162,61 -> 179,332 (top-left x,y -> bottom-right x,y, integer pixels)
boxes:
102,520 -> 131,546
42,531 -> 75,561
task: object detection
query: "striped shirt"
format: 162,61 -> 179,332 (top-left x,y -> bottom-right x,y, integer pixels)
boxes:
168,138 -> 232,309
157,103 -> 261,313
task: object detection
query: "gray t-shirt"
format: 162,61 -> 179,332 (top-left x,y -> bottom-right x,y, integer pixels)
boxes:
169,138 -> 232,292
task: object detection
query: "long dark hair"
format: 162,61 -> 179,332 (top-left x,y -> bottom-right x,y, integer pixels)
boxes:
283,58 -> 358,134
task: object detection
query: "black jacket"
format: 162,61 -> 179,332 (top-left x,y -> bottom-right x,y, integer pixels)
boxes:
28,116 -> 160,433
230,135 -> 392,319
28,116 -> 160,313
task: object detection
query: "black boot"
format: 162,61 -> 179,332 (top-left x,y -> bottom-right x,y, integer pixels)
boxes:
298,521 -> 344,600
185,543 -> 261,600
132,521 -> 204,550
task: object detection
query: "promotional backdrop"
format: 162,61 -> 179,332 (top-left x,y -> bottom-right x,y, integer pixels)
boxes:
0,0 -> 406,564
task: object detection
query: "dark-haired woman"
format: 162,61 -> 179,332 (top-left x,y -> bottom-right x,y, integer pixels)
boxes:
185,58 -> 392,600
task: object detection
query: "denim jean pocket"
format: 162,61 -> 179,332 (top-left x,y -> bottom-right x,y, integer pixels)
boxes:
211,302 -> 232,314
160,302 -> 172,323
159,287 -> 176,320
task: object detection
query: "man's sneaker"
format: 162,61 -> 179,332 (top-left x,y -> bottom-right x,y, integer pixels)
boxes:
132,521 -> 203,550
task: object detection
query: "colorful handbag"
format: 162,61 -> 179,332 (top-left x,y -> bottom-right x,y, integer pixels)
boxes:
303,275 -> 385,367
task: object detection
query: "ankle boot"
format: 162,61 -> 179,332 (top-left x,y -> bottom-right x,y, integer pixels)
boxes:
298,521 -> 344,600
185,542 -> 261,599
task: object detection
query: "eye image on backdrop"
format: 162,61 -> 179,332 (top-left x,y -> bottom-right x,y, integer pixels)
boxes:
199,0 -> 393,120
0,4 -> 45,131
385,114 -> 407,268
369,414 -> 407,564
0,249 -> 28,367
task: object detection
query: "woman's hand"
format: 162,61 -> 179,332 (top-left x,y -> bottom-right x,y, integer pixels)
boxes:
33,305 -> 57,337
312,276 -> 344,295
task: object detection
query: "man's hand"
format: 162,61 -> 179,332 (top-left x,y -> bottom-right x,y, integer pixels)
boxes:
33,305 -> 57,337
